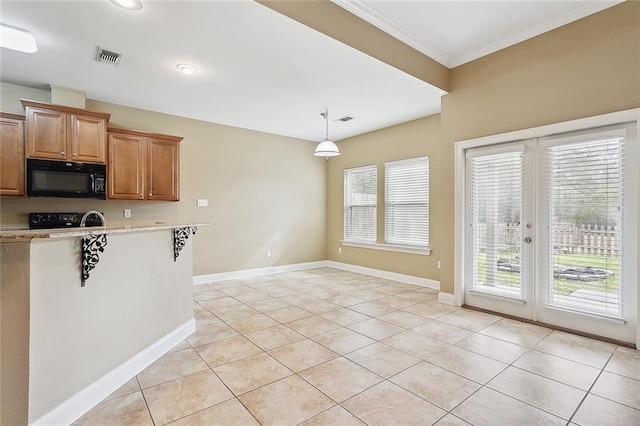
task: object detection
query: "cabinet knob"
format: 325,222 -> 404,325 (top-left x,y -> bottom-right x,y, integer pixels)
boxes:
72,153 -> 77,157
61,151 -> 65,156
148,193 -> 152,197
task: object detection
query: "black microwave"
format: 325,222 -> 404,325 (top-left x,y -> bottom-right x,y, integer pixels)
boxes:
26,159 -> 107,199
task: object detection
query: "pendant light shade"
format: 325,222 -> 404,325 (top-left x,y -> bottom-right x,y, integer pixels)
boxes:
314,109 -> 340,157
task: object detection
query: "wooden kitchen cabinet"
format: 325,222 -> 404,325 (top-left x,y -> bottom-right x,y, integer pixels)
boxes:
108,128 -> 182,201
108,132 -> 146,200
22,99 -> 110,164
147,137 -> 180,201
0,113 -> 26,196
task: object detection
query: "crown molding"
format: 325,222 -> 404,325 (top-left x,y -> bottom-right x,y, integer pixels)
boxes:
331,0 -> 453,67
332,0 -> 623,69
450,1 -> 624,67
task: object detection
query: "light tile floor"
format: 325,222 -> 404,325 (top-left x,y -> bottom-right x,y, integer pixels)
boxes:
74,268 -> 640,425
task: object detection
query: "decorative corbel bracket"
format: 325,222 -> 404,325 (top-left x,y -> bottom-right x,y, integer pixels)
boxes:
81,233 -> 108,287
174,226 -> 198,261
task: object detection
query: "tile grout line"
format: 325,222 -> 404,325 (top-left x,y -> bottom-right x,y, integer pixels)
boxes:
134,375 -> 157,426
189,336 -> 265,426
96,269 -> 634,425
441,334 -> 557,423
202,278 -> 502,424
566,349 -> 615,424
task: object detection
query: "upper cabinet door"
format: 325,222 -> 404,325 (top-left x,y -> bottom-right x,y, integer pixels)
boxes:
70,113 -> 107,163
26,107 -> 67,160
0,115 -> 25,196
147,138 -> 180,201
22,100 -> 110,164
108,133 -> 146,200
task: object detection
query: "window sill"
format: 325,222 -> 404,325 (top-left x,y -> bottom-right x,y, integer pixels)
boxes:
341,240 -> 431,256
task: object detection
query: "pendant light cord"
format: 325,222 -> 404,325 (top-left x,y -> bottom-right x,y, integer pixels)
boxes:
324,108 -> 329,140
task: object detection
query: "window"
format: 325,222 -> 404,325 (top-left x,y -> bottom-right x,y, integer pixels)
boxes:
344,165 -> 377,242
545,132 -> 626,319
385,156 -> 429,247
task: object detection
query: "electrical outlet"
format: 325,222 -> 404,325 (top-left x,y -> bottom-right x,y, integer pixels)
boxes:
124,209 -> 131,218
197,199 -> 208,207
266,249 -> 272,258
338,247 -> 342,254
437,260 -> 441,269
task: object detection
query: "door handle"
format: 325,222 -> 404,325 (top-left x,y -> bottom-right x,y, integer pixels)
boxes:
524,237 -> 532,244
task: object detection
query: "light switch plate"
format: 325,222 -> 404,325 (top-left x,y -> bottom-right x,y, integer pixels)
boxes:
197,199 -> 208,207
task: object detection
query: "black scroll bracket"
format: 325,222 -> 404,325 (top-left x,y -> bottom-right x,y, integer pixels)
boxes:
174,226 -> 197,261
81,233 -> 108,287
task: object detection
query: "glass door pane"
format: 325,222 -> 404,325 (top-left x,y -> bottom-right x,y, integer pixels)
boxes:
468,150 -> 524,300
537,123 -> 636,344
545,138 -> 624,319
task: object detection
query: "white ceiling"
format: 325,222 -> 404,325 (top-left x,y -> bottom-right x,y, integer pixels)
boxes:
334,0 -> 623,68
0,1 -> 621,143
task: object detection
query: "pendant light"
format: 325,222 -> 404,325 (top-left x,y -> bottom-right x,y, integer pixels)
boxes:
314,108 -> 340,157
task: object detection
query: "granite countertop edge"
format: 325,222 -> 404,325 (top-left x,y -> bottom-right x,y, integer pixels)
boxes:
0,222 -> 210,241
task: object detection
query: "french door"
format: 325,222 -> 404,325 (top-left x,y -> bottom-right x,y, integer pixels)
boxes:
464,123 -> 637,343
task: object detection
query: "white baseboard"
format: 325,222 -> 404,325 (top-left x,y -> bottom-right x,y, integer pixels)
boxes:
327,261 -> 440,290
194,260 -> 440,291
438,291 -> 457,306
31,319 -> 196,426
193,261 -> 329,284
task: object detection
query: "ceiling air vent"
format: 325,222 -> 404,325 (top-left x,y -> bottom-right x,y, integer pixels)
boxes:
96,47 -> 122,66
336,116 -> 354,122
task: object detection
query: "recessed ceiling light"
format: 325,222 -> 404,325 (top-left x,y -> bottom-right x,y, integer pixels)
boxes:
176,63 -> 197,75
0,24 -> 38,53
110,0 -> 143,11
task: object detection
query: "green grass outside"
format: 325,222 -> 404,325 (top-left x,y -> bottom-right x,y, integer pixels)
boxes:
475,251 -> 620,295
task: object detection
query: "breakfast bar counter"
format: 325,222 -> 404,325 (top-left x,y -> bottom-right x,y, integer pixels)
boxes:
0,222 -> 208,425
0,221 -> 207,240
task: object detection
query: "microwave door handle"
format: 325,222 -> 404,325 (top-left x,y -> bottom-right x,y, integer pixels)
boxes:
90,174 -> 95,193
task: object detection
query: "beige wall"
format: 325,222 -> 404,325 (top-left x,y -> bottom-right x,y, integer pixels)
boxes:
0,88 -> 328,276
327,115 -> 441,280
0,242 -> 30,426
438,1 -> 640,293
0,82 -> 50,113
27,232 -> 192,421
1,230 -> 194,422
257,0 -> 449,92
2,2 -> 638,290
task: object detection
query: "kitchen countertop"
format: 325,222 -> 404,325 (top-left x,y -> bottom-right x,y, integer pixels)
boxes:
0,222 -> 210,241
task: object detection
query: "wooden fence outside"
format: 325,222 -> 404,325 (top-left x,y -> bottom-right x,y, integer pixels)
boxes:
476,222 -> 619,256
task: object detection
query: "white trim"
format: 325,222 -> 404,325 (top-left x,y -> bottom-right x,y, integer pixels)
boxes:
454,108 -> 640,346
450,2 -> 624,67
438,292 -> 456,306
464,142 -> 527,159
193,261 -> 328,284
332,0 -> 623,68
195,260 -> 440,291
469,290 -> 527,305
544,304 -> 626,325
331,0 -> 451,67
344,163 -> 377,173
30,319 -> 196,426
342,240 -> 431,256
456,109 -> 640,149
538,128 -> 627,148
327,260 -> 439,290
384,155 -> 429,167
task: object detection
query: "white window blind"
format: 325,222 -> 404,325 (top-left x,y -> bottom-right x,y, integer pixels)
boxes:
546,136 -> 625,319
344,165 -> 377,242
385,156 -> 429,247
468,151 -> 524,299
